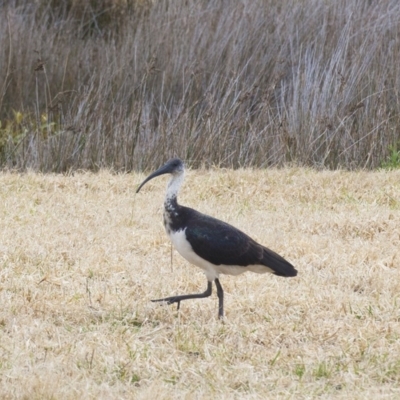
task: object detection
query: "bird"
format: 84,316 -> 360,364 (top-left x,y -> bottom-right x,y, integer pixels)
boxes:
136,158 -> 297,318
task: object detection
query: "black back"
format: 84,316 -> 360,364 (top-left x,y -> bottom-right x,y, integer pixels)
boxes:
168,202 -> 297,277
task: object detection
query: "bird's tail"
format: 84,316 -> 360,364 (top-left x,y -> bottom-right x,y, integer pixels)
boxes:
262,247 -> 297,277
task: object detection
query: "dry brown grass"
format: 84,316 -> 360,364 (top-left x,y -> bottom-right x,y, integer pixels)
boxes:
1,168 -> 400,398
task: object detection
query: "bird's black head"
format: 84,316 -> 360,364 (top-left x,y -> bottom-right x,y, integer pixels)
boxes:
136,158 -> 185,193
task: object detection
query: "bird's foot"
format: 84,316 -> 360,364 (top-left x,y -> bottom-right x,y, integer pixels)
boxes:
151,296 -> 179,305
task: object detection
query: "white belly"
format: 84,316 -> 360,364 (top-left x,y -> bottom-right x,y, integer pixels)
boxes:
169,229 -> 273,281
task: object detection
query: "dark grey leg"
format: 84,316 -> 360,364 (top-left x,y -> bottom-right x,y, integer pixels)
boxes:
152,281 -> 212,311
214,278 -> 224,319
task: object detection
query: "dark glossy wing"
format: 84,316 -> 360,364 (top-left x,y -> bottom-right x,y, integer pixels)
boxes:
185,207 -> 297,277
184,209 -> 297,277
186,212 -> 262,266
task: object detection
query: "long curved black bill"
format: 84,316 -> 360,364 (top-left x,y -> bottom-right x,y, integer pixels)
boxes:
136,164 -> 172,193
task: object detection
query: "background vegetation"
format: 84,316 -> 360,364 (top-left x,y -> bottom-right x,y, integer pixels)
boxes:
1,0 -> 400,171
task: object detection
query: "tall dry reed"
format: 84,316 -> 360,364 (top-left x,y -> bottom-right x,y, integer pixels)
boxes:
1,0 -> 399,171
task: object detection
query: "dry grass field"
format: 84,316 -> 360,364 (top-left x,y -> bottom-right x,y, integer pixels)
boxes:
0,167 -> 399,399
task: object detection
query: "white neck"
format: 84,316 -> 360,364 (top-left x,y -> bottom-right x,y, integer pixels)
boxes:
165,171 -> 185,204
